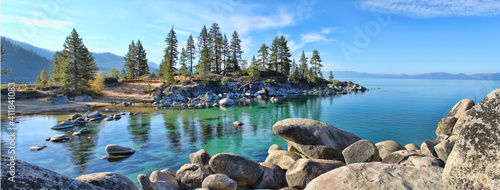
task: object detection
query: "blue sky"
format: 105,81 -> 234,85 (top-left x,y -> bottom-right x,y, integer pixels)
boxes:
2,0 -> 500,74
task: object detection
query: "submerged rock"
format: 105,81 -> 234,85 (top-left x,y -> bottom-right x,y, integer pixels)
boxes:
272,118 -> 361,160
105,144 -> 135,155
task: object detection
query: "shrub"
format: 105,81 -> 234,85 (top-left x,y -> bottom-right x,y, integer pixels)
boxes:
144,83 -> 152,93
90,71 -> 105,95
23,87 -> 33,91
221,77 -> 228,85
332,80 -> 342,87
435,118 -> 446,136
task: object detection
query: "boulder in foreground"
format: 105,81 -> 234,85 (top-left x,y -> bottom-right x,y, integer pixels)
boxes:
304,162 -> 443,190
209,153 -> 263,187
1,156 -> 101,189
272,118 -> 361,160
443,88 -> 500,190
75,172 -> 137,190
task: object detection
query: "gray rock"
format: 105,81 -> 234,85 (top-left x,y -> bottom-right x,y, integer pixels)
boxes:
252,163 -> 287,189
381,150 -> 423,164
375,140 -> 406,160
268,144 -> 284,154
404,143 -> 420,151
50,134 -> 70,142
286,158 -> 344,190
447,99 -> 475,118
75,172 -> 137,190
72,131 -> 82,136
113,114 -> 121,119
232,121 -> 243,127
105,144 -> 135,155
176,163 -> 212,190
420,141 -> 438,157
451,109 -> 470,136
434,139 -> 455,163
443,88 -> 500,190
304,162 -> 443,190
342,140 -> 380,164
438,116 -> 458,136
75,94 -> 93,102
1,156 -> 102,189
138,174 -> 156,190
29,145 -> 47,151
149,170 -> 178,190
219,98 -> 234,107
201,174 -> 237,190
86,111 -> 105,120
209,153 -> 263,187
51,120 -> 75,130
264,150 -> 303,170
78,128 -> 90,134
410,157 -> 444,169
70,113 -> 82,120
161,168 -> 177,177
190,149 -> 211,166
272,118 -> 361,160
52,95 -> 69,104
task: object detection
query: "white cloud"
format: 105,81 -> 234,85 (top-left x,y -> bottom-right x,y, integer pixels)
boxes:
289,32 -> 336,52
229,10 -> 295,34
359,0 -> 500,18
2,14 -> 73,30
320,27 -> 337,34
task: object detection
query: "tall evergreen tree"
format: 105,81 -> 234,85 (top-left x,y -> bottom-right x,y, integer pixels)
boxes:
209,23 -> 223,73
161,26 -> 178,80
329,71 -> 334,82
290,58 -> 299,83
136,40 -> 149,77
186,34 -> 196,74
179,47 -> 188,76
50,28 -> 97,93
310,50 -> 323,77
229,31 -> 243,71
257,43 -> 268,70
221,34 -> 229,71
249,56 -> 259,82
107,68 -> 120,78
35,68 -> 50,89
269,37 -> 279,71
124,40 -> 138,78
198,25 -> 210,73
299,51 -> 308,78
120,68 -> 127,79
278,36 -> 292,76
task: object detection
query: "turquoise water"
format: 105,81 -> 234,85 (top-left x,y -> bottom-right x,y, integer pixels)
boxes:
2,78 -> 499,185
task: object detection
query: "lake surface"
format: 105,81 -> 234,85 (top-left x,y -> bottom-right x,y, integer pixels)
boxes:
2,78 -> 499,185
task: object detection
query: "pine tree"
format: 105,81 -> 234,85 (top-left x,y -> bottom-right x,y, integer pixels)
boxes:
136,40 -> 149,77
161,26 -> 178,79
186,34 -> 196,74
290,58 -> 299,83
257,43 -> 268,70
222,34 -> 229,71
179,47 -> 188,76
120,68 -> 127,79
209,23 -> 223,73
50,28 -> 98,93
310,50 -> 322,77
124,40 -> 138,79
329,71 -> 334,82
35,68 -> 50,89
279,36 -> 292,76
107,68 -> 120,78
299,51 -> 308,79
269,37 -> 279,71
198,25 -> 210,73
1,46 -> 11,74
249,56 -> 260,82
229,31 -> 243,71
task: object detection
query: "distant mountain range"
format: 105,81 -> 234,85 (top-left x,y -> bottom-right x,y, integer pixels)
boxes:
1,37 -> 159,83
329,71 -> 500,81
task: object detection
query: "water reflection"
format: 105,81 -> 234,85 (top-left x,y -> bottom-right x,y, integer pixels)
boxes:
127,114 -> 151,146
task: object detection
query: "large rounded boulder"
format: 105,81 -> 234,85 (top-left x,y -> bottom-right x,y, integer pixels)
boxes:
286,158 -> 344,190
75,172 -> 137,190
272,118 -> 361,161
375,140 -> 406,160
209,153 -> 263,187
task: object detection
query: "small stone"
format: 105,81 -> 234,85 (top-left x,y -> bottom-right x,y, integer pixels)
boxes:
232,121 -> 243,127
29,145 -> 47,151
105,144 -> 135,155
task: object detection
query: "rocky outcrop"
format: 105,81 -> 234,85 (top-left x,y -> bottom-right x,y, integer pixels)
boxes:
374,140 -> 406,160
272,118 -> 361,161
447,99 -> 474,118
286,158 -> 344,190
201,174 -> 237,190
209,153 -> 263,187
434,139 -> 455,163
252,163 -> 287,189
189,149 -> 211,166
442,88 -> 500,190
1,156 -> 101,189
304,162 -> 443,190
264,150 -> 303,169
176,163 -> 212,190
420,141 -> 438,157
342,140 -> 380,164
75,172 -> 137,190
